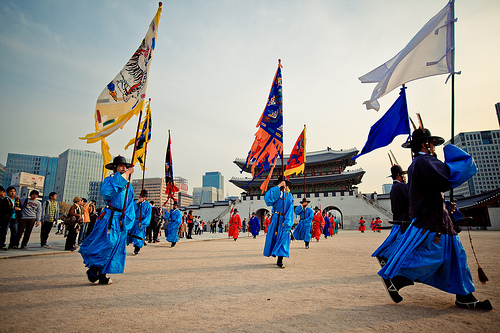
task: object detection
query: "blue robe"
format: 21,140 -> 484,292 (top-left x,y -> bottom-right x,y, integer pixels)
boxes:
164,208 -> 182,243
79,173 -> 135,274
249,216 -> 260,236
372,181 -> 409,260
263,186 -> 294,258
379,146 -> 477,295
293,205 -> 313,242
127,200 -> 151,248
323,215 -> 331,237
334,218 -> 339,234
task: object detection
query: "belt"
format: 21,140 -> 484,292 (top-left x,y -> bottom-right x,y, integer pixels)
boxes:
273,212 -> 284,216
106,205 -> 123,213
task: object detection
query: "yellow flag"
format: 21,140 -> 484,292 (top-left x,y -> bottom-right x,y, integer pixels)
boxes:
124,100 -> 152,170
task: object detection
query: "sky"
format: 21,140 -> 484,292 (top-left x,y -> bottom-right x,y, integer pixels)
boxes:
0,0 -> 499,198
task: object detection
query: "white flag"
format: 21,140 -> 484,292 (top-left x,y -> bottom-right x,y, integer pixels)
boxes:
359,1 -> 456,111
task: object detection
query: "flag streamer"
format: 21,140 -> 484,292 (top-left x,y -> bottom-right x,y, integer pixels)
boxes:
124,99 -> 152,170
163,130 -> 179,206
352,87 -> 411,160
284,125 -> 306,178
359,0 -> 455,111
79,4 -> 162,177
241,61 -> 284,193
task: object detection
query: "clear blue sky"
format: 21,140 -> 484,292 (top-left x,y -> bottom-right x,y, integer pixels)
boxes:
0,0 -> 499,196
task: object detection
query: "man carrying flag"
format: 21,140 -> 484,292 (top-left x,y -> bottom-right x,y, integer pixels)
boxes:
263,176 -> 294,268
80,156 -> 135,285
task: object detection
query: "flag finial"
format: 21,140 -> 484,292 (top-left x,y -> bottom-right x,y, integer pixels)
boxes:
278,59 -> 282,68
159,2 -> 162,7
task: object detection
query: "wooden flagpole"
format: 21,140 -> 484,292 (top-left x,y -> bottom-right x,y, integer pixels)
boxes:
120,109 -> 143,222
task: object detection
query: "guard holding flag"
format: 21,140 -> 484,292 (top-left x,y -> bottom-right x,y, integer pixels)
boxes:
263,176 -> 294,268
80,156 -> 135,285
378,125 -> 492,310
127,189 -> 151,255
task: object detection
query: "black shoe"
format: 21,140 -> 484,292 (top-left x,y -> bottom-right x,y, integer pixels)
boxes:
277,263 -> 286,269
86,269 -> 99,283
98,276 -> 113,285
376,256 -> 387,268
305,245 -> 309,249
381,277 -> 403,303
455,299 -> 493,310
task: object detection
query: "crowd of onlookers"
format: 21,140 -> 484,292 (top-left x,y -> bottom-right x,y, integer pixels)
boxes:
0,185 -> 100,251
0,185 -> 268,253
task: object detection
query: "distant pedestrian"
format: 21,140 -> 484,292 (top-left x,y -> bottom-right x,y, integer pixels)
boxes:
358,217 -> 365,233
263,214 -> 270,233
40,192 -> 60,248
65,197 -> 82,251
186,210 -> 194,239
0,187 -> 21,250
164,201 -> 182,247
312,207 -> 322,242
293,198 -> 313,249
249,212 -> 260,238
17,190 -> 42,250
228,209 -> 241,241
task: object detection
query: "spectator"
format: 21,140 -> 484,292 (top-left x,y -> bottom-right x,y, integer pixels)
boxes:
194,216 -> 200,235
86,200 -> 97,237
0,187 -> 21,250
17,190 -> 42,249
40,191 -> 60,248
78,198 -> 94,245
0,186 -> 5,200
186,210 -> 194,239
65,197 -> 82,251
149,201 -> 161,243
218,219 -> 223,233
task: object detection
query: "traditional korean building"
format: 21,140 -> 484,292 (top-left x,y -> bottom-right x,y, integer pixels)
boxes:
228,147 -> 392,230
230,147 -> 364,195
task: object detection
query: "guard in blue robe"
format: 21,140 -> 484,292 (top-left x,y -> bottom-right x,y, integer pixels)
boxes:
80,156 -> 135,285
249,213 -> 260,238
127,189 -> 151,255
378,127 -> 492,310
263,177 -> 294,268
164,201 -> 182,247
293,198 -> 313,248
372,164 -> 410,267
323,214 -> 331,238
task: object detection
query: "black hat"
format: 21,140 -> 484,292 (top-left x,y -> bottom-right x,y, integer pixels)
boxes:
105,155 -> 133,170
402,128 -> 444,149
251,212 -> 255,215
300,198 -> 310,204
388,165 -> 407,179
140,189 -> 148,197
233,208 -> 238,213
273,175 -> 292,187
314,206 -> 319,210
173,201 -> 178,206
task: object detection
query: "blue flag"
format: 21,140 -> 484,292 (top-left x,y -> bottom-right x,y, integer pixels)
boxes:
352,87 -> 410,160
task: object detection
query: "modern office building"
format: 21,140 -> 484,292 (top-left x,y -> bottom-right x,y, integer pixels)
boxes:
445,129 -> 500,196
192,187 -> 219,205
3,153 -> 58,201
88,180 -> 105,207
54,149 -> 103,204
382,183 -> 392,195
495,103 -> 500,127
132,177 -> 167,208
202,171 -> 224,200
0,163 -> 5,186
174,176 -> 192,208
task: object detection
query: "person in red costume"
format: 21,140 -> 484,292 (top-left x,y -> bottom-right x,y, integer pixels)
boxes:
228,209 -> 241,241
311,207 -> 322,242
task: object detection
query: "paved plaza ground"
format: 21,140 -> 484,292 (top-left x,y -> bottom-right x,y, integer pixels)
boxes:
0,228 -> 498,332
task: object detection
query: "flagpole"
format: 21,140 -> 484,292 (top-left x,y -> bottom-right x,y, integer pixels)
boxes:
449,0 -> 456,203
279,59 -> 286,235
303,124 -> 306,198
120,110 -> 143,222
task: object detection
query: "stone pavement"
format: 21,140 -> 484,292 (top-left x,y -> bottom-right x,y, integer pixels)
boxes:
0,225 -> 235,259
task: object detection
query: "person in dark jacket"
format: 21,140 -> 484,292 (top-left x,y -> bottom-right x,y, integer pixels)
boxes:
372,164 -> 410,267
378,126 -> 492,310
0,187 -> 21,250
